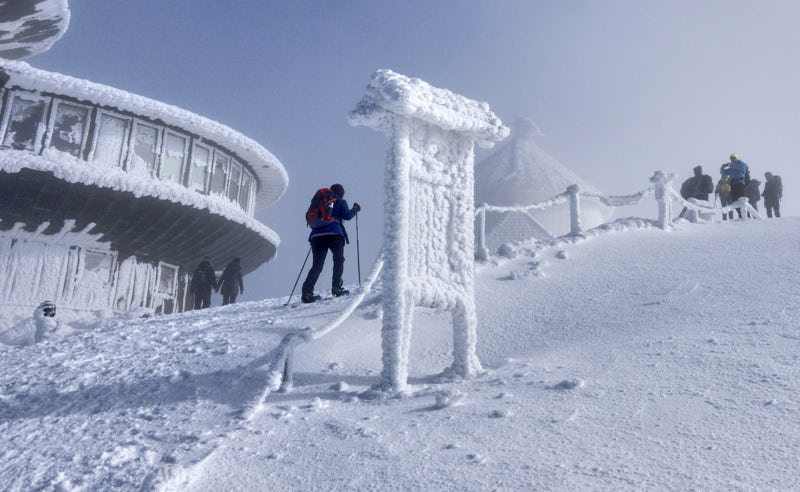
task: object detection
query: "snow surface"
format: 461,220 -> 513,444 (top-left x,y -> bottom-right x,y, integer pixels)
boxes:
0,60 -> 288,204
2,217 -> 799,490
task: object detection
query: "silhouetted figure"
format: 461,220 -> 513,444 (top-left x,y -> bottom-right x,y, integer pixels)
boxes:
744,178 -> 761,216
678,165 -> 713,219
762,172 -> 783,218
190,260 -> 217,309
720,153 -> 750,218
218,258 -> 244,305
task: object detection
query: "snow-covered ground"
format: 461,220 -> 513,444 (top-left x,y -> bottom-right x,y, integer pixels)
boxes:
2,217 -> 799,490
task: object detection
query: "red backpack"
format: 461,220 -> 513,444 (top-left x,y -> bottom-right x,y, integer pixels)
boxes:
305,188 -> 339,228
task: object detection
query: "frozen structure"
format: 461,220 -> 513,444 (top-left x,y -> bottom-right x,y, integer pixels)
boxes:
0,2 -> 288,328
475,117 -> 612,249
0,0 -> 70,60
349,70 -> 508,391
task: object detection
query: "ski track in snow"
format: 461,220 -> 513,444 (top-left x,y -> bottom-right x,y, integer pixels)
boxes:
2,218 -> 800,490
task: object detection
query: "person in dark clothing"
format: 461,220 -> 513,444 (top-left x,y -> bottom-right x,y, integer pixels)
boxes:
678,165 -> 714,219
762,172 -> 783,218
715,175 -> 733,221
301,183 -> 361,303
720,153 -> 750,218
218,257 -> 244,305
744,178 -> 761,215
189,259 -> 217,309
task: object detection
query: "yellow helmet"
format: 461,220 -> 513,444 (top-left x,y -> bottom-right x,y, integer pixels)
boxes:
730,152 -> 738,160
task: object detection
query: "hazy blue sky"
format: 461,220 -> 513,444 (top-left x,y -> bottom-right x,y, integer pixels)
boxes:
32,0 -> 799,300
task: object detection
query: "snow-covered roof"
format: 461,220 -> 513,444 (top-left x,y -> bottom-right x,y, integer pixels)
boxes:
348,69 -> 509,148
0,149 -> 280,250
0,0 -> 70,60
0,59 -> 289,205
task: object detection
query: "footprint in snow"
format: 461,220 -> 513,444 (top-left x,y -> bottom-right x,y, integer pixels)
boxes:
548,379 -> 585,390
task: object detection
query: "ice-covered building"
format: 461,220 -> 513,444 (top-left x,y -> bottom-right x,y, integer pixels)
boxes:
0,1 -> 288,324
475,117 -> 612,248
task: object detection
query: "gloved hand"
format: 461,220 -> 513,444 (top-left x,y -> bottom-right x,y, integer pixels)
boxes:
353,202 -> 361,212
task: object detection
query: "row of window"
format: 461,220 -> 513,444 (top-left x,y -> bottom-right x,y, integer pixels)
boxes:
0,89 -> 256,215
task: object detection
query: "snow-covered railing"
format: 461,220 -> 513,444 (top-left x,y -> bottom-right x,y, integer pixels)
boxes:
475,181 -> 654,260
246,254 -> 385,418
475,170 -> 761,260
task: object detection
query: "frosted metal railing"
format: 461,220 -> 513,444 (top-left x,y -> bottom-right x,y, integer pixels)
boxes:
474,170 -> 761,260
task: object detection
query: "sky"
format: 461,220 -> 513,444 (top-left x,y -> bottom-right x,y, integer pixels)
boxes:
30,0 -> 800,300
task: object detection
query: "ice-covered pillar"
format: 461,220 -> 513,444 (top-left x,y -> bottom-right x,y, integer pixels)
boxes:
348,70 -> 509,392
650,170 -> 673,230
567,184 -> 582,235
475,205 -> 489,261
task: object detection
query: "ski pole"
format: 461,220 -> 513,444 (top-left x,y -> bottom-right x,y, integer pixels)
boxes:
286,246 -> 312,306
356,213 -> 362,287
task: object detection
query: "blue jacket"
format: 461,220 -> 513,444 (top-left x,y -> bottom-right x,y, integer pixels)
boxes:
308,197 -> 357,243
721,160 -> 749,184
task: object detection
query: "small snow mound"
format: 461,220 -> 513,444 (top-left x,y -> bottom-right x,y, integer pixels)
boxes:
434,390 -> 467,409
330,381 -> 351,392
550,379 -> 585,390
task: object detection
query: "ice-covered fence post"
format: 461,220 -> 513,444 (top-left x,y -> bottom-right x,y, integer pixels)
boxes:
348,70 -> 509,392
567,184 -> 582,235
475,204 -> 489,261
650,170 -> 673,230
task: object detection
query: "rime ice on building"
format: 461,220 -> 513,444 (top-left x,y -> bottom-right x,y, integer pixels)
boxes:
0,1 -> 288,329
476,117 -> 612,249
349,70 -> 508,391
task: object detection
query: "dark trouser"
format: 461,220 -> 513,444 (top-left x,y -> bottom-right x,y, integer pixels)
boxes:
765,199 -> 780,218
302,235 -> 345,295
730,182 -> 746,218
222,293 -> 237,305
194,290 -> 211,309
720,195 -> 733,220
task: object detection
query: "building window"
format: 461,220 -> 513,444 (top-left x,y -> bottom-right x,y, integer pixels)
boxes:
48,101 -> 90,157
239,171 -> 253,212
2,94 -> 47,151
210,152 -> 229,196
157,262 -> 177,296
92,112 -> 130,167
160,131 -> 187,183
228,160 -> 242,202
129,121 -> 160,176
188,142 -> 211,192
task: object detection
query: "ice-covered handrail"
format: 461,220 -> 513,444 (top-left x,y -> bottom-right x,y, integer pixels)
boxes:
475,180 -> 657,260
581,187 -> 654,207
246,253 -> 385,419
668,189 -> 763,221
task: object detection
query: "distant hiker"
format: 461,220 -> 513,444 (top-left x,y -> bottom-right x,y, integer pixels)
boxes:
189,259 -> 217,309
301,183 -> 361,303
715,175 -> 733,221
218,257 -> 244,305
762,172 -> 783,218
744,178 -> 761,215
678,165 -> 713,219
720,153 -> 750,218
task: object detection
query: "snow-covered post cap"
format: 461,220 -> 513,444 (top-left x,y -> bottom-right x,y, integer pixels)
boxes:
347,69 -> 510,148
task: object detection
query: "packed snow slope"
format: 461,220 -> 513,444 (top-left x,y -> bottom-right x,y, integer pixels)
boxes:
2,217 -> 799,490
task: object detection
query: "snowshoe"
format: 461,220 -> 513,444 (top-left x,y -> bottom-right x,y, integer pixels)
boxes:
301,293 -> 320,303
332,288 -> 350,297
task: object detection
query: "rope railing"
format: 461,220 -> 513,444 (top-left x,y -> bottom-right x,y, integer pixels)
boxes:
245,252 -> 385,419
475,170 -> 762,260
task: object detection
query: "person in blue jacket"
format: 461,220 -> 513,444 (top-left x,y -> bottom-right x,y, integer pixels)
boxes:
301,184 -> 361,303
720,153 -> 750,218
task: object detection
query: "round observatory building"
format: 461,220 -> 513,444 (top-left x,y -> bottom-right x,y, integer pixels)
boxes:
0,1 -> 288,323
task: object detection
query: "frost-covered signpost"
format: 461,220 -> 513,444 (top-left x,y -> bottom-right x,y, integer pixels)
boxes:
348,70 -> 509,392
